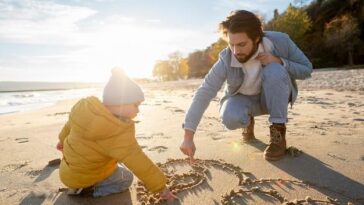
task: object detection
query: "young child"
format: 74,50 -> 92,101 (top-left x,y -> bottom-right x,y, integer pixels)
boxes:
56,68 -> 176,201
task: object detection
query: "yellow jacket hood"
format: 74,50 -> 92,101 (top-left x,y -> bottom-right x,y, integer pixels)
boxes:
69,96 -> 128,140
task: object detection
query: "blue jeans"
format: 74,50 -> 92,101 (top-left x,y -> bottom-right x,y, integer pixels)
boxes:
220,63 -> 291,130
93,164 -> 134,197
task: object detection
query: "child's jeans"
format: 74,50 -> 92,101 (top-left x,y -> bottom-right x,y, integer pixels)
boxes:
93,164 -> 134,197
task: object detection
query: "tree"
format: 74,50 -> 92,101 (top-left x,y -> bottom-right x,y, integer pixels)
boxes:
168,51 -> 183,78
152,51 -> 189,81
178,58 -> 189,79
207,38 -> 228,64
271,4 -> 312,46
324,14 -> 360,65
293,0 -> 308,7
152,60 -> 175,81
187,50 -> 212,78
302,0 -> 364,67
273,9 -> 279,20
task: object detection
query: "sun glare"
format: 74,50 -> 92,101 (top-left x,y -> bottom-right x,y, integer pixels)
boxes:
81,23 -> 177,80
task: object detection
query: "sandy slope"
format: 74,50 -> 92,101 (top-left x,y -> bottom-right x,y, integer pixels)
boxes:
0,69 -> 363,205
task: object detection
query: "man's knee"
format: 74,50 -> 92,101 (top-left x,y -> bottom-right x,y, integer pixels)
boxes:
262,63 -> 289,83
220,109 -> 248,130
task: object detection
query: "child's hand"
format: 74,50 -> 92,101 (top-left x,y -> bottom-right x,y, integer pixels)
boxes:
56,141 -> 63,151
159,188 -> 177,202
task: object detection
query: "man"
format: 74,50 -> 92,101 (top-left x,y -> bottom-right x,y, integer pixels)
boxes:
180,10 -> 312,161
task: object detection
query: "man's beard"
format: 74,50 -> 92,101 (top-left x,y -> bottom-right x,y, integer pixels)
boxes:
235,42 -> 259,63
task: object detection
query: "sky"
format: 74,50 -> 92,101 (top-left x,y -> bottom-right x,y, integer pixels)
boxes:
0,0 -> 299,82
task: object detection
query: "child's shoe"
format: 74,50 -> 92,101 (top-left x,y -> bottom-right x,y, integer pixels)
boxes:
67,188 -> 83,195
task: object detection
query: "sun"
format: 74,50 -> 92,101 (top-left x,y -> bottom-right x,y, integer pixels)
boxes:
86,24 -> 178,80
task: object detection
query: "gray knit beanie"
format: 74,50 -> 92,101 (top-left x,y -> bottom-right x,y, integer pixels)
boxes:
103,68 -> 144,106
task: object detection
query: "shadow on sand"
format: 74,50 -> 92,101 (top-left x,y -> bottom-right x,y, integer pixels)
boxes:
19,164 -> 59,205
249,139 -> 364,204
53,190 -> 133,205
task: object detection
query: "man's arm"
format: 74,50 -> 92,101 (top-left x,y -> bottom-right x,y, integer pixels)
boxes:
180,50 -> 228,161
183,51 -> 228,131
280,35 -> 313,80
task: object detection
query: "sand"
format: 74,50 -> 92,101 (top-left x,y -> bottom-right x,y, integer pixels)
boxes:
0,68 -> 363,205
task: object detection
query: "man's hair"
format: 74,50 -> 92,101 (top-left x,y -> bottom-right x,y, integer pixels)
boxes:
218,10 -> 263,43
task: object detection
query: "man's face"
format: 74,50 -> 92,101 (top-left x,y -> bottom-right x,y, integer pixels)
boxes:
227,32 -> 259,63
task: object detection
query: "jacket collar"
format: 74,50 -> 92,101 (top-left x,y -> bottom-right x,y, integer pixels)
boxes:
230,37 -> 274,68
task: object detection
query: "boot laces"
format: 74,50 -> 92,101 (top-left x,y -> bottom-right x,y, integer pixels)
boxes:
270,126 -> 282,144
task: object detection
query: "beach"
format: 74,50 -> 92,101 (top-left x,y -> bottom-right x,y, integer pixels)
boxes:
0,68 -> 363,205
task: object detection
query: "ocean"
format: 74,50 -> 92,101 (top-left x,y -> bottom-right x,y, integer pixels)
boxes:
0,82 -> 103,115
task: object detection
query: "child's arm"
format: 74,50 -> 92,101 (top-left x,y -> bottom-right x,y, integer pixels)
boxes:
58,120 -> 70,143
122,146 -> 167,192
56,141 -> 63,151
56,120 -> 71,151
105,133 -> 168,193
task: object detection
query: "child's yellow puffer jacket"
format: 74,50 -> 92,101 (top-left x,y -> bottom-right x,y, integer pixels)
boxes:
58,96 -> 166,192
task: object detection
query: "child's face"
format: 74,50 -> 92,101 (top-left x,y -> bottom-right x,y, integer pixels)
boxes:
117,102 -> 140,119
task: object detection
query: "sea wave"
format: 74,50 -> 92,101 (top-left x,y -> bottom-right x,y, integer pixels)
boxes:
0,88 -> 100,114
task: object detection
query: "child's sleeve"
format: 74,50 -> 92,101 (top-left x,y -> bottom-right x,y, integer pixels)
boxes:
106,132 -> 167,193
58,120 -> 71,143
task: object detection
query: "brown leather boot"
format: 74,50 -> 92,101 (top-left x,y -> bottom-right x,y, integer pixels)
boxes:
242,116 -> 255,142
264,124 -> 286,161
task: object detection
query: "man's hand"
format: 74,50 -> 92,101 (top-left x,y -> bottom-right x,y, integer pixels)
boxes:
56,141 -> 63,151
180,129 -> 196,164
256,52 -> 282,66
159,188 -> 178,202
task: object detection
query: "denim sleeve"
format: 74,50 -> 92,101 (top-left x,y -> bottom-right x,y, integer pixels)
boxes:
183,54 -> 228,131
280,36 -> 313,80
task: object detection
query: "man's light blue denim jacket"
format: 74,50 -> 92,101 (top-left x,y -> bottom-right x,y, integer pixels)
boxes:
183,31 -> 313,131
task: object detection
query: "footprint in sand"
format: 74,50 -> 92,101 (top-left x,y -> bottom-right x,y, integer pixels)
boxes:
136,134 -> 152,140
15,137 -> 29,143
54,112 -> 69,116
327,153 -> 346,161
174,109 -> 184,113
162,100 -> 171,103
140,145 -> 148,149
150,132 -> 163,137
26,169 -> 42,178
148,146 -> 168,153
150,132 -> 171,139
208,133 -> 223,140
1,161 -> 29,173
165,106 -> 185,113
136,158 -> 344,205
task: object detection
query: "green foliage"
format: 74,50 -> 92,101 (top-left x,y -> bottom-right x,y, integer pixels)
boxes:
154,0 -> 364,81
267,0 -> 364,68
187,50 -> 212,78
153,38 -> 227,81
270,4 -> 312,45
324,14 -> 360,65
152,60 -> 176,81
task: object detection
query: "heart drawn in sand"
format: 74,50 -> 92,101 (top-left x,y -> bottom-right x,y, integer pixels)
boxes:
136,158 -> 355,205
